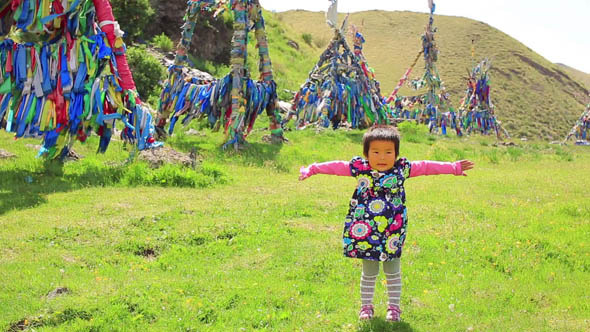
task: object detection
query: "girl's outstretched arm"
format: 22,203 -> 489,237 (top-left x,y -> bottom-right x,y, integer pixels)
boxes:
410,160 -> 474,177
299,161 -> 352,181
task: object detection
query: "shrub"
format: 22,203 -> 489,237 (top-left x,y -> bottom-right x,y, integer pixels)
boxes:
151,33 -> 174,53
398,121 -> 429,144
301,33 -> 313,46
126,45 -> 166,100
120,162 -> 227,188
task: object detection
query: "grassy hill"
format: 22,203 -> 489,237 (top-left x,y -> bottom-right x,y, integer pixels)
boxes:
557,63 -> 590,92
274,10 -> 589,140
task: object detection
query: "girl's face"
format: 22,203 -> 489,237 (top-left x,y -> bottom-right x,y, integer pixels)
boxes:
367,140 -> 397,171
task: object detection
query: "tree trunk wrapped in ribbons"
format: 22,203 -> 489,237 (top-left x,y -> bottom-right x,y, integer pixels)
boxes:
563,101 -> 590,144
285,4 -> 388,130
457,58 -> 509,139
0,0 -> 161,160
155,0 -> 284,150
407,0 -> 448,134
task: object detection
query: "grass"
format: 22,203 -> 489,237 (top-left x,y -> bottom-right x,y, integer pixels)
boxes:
557,63 -> 590,90
1,122 -> 590,331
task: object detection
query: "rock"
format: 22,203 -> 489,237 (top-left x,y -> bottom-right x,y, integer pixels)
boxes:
46,287 -> 70,299
145,0 -> 232,65
287,39 -> 299,50
147,47 -> 215,82
185,128 -> 205,136
64,149 -> 83,161
0,149 -> 16,159
138,146 -> 196,168
278,101 -> 292,114
495,141 -> 517,147
262,133 -> 288,144
25,144 -> 41,150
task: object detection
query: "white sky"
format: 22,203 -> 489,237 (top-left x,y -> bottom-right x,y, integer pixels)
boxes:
259,0 -> 590,74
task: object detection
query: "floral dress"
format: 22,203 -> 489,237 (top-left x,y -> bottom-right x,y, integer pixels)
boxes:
344,157 -> 412,261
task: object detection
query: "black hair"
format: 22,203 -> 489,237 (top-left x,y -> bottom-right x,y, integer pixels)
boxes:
362,124 -> 401,157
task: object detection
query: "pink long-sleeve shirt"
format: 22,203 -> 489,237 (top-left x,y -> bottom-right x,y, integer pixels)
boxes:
299,159 -> 464,180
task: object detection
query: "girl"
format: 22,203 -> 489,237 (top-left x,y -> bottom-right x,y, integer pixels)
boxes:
299,125 -> 474,321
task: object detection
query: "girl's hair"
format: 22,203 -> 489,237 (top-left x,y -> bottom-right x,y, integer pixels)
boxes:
363,125 -> 400,157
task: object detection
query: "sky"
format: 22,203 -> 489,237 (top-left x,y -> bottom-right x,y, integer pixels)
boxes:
259,0 -> 590,74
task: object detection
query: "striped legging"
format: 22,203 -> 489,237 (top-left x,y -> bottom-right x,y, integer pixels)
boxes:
360,259 -> 402,307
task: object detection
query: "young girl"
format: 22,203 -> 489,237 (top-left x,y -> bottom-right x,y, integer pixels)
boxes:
299,125 -> 474,321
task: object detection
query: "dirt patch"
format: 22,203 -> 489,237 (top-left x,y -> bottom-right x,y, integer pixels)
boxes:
0,149 -> 16,159
46,287 -> 70,299
513,52 -> 561,82
494,141 -> 517,147
134,247 -> 158,260
7,318 -> 31,331
64,149 -> 83,161
185,128 -> 206,136
138,146 -> 197,168
25,144 -> 41,150
261,134 -> 289,144
7,309 -> 92,331
512,52 -> 589,95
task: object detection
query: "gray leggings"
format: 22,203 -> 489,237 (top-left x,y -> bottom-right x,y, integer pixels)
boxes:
360,259 -> 402,307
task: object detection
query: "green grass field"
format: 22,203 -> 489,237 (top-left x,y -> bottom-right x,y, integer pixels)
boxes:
1,121 -> 589,331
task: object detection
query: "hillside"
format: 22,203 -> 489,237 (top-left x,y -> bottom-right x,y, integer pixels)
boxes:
557,63 -> 590,92
276,10 -> 589,139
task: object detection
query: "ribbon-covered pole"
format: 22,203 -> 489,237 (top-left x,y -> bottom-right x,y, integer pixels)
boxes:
386,50 -> 423,103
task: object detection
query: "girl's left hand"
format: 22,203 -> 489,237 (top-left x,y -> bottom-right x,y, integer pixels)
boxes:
459,160 -> 475,175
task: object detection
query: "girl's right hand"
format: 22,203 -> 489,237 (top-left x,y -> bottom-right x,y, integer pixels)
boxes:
299,165 -> 312,181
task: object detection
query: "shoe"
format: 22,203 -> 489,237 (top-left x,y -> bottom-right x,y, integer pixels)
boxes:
386,305 -> 401,322
359,304 -> 374,320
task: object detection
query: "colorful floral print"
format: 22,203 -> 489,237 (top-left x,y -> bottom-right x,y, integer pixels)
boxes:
389,214 -> 403,232
385,235 -> 401,254
354,205 -> 366,219
380,174 -> 397,189
350,221 -> 372,240
343,157 -> 412,261
369,199 -> 386,214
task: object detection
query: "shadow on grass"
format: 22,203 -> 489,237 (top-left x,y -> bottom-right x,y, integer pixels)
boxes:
358,318 -> 414,332
0,150 -> 227,215
341,130 -> 364,144
0,161 -> 122,216
171,133 -> 286,168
